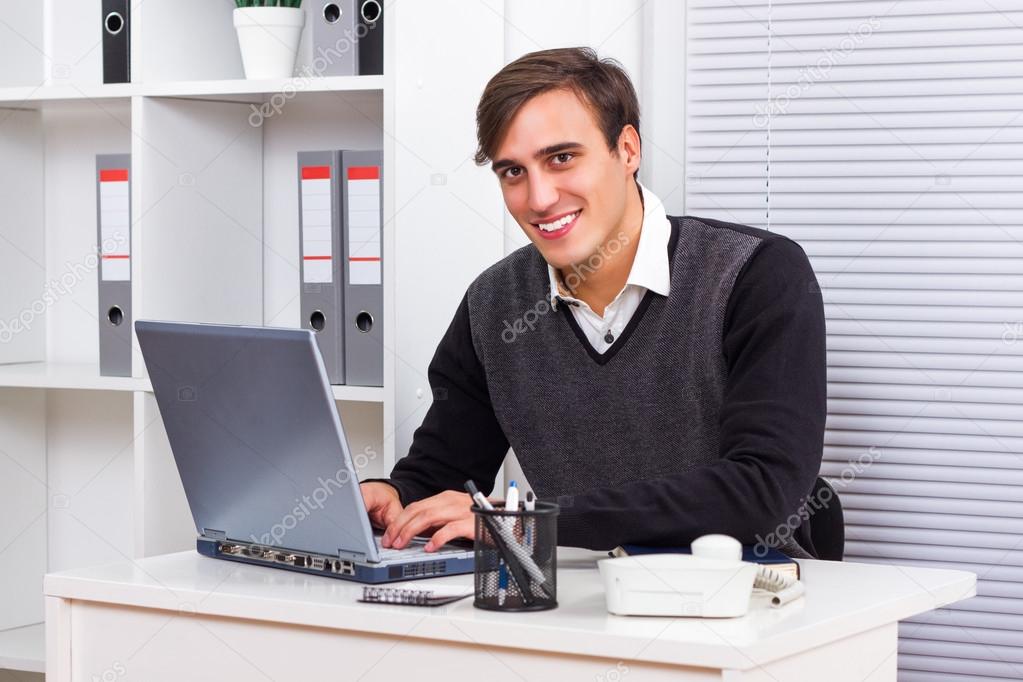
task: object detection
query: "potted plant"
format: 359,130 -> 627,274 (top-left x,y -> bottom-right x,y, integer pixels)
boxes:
233,0 -> 306,79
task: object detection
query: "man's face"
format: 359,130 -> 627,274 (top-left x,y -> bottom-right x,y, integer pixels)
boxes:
491,88 -> 639,271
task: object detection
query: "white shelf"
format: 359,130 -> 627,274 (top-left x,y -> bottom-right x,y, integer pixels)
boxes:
0,622 -> 44,673
0,82 -> 135,104
331,384 -> 385,403
0,76 -> 385,105
142,75 -> 385,98
0,362 -> 148,392
0,362 -> 383,402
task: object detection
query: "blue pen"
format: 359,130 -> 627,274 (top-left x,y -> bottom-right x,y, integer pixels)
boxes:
497,559 -> 508,606
498,481 -> 519,606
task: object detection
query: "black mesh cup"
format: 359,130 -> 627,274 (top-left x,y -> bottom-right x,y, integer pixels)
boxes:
471,500 -> 558,612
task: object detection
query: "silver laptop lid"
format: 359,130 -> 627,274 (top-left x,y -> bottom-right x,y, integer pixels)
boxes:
135,320 -> 380,563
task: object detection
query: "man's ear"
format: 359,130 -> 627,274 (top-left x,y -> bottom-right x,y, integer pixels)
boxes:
617,124 -> 642,175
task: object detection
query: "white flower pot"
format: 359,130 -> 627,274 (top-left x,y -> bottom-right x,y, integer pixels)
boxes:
233,7 -> 306,80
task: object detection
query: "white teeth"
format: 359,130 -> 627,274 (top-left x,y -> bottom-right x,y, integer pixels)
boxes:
537,211 -> 579,232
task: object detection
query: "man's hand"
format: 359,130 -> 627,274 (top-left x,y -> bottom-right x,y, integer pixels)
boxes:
360,481 -> 404,532
381,490 -> 475,552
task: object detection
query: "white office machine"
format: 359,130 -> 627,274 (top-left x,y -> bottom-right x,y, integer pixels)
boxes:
598,534 -> 805,617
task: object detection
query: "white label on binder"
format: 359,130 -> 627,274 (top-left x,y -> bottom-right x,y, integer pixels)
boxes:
301,166 -> 333,284
347,166 -> 381,285
99,168 -> 130,281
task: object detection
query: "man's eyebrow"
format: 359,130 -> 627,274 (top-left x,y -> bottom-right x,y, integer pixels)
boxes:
491,142 -> 583,174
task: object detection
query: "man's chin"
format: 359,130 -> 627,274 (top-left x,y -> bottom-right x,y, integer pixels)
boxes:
531,237 -> 588,270
538,251 -> 579,273
544,248 -> 603,275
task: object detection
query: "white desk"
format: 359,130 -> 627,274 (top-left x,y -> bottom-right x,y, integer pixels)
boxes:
44,548 -> 975,681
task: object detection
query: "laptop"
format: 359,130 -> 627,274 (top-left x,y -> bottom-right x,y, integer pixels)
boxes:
135,319 -> 474,583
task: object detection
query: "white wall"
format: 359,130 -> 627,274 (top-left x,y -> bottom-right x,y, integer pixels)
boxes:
391,0 -> 507,466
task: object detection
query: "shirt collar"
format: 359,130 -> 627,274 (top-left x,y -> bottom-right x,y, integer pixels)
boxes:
547,181 -> 672,309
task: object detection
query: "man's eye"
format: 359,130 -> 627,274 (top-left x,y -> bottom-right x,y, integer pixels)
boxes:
553,152 -> 574,164
502,167 -> 522,179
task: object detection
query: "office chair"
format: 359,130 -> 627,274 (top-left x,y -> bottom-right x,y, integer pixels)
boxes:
807,476 -> 845,561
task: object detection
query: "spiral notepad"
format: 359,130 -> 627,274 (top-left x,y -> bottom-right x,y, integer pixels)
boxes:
360,583 -> 473,607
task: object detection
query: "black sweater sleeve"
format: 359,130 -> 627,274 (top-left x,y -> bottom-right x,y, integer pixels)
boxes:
364,292 -> 510,504
554,237 -> 827,550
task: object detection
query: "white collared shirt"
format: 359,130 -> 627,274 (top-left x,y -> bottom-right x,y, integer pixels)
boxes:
547,183 -> 672,354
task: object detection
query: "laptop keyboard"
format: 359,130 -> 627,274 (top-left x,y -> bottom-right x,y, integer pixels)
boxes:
374,537 -> 469,559
375,537 -> 428,558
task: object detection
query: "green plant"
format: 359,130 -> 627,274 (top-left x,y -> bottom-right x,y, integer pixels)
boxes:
234,0 -> 303,7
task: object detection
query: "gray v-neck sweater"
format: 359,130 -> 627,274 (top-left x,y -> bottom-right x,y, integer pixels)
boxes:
374,215 -> 827,558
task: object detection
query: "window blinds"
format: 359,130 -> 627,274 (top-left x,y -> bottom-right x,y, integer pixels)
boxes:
685,1 -> 1023,679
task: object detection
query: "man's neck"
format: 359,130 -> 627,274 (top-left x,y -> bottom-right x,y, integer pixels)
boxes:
559,181 -> 644,318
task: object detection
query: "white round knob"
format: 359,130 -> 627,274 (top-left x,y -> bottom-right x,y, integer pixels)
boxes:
691,534 -> 742,562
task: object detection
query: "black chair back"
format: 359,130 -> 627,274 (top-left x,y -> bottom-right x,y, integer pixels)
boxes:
808,476 -> 845,561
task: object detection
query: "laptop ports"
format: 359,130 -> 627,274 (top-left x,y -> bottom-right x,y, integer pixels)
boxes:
328,559 -> 355,575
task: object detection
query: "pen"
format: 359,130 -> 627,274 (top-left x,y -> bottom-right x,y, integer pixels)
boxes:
497,557 -> 508,606
524,490 -> 535,553
505,480 -> 519,512
499,481 -> 519,605
466,481 -> 494,511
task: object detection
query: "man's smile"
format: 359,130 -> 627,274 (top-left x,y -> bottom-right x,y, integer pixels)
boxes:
532,209 -> 581,239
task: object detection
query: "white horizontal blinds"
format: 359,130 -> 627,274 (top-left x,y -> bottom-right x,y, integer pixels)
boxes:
685,0 -> 769,225
686,1 -> 1023,679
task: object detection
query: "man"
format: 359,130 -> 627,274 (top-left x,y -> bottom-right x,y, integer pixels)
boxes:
360,47 -> 826,558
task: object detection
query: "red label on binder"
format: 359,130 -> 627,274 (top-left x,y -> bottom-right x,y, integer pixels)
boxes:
348,166 -> 379,180
100,169 -> 129,182
302,166 -> 331,180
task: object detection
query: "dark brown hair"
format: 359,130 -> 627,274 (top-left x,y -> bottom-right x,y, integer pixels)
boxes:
474,47 -> 641,177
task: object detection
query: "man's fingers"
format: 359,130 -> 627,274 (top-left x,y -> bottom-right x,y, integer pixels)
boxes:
388,506 -> 447,548
381,502 -> 401,528
425,518 -> 474,552
370,506 -> 399,531
382,502 -> 428,547
372,497 -> 402,528
381,491 -> 475,548
384,501 -> 461,548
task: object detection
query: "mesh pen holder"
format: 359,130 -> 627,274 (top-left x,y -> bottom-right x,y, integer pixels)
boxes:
471,500 -> 558,612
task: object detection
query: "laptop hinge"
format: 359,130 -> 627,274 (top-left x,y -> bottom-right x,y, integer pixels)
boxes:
337,547 -> 368,562
202,528 -> 227,540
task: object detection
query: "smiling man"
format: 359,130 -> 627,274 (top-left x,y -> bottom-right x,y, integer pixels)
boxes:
360,47 -> 827,558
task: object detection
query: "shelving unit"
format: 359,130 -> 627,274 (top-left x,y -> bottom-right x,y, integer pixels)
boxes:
0,362 -> 148,392
0,75 -> 386,105
0,361 -> 384,402
0,623 -> 45,674
0,0 -> 507,675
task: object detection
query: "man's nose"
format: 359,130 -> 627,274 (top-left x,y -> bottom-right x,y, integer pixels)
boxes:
527,173 -> 559,216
